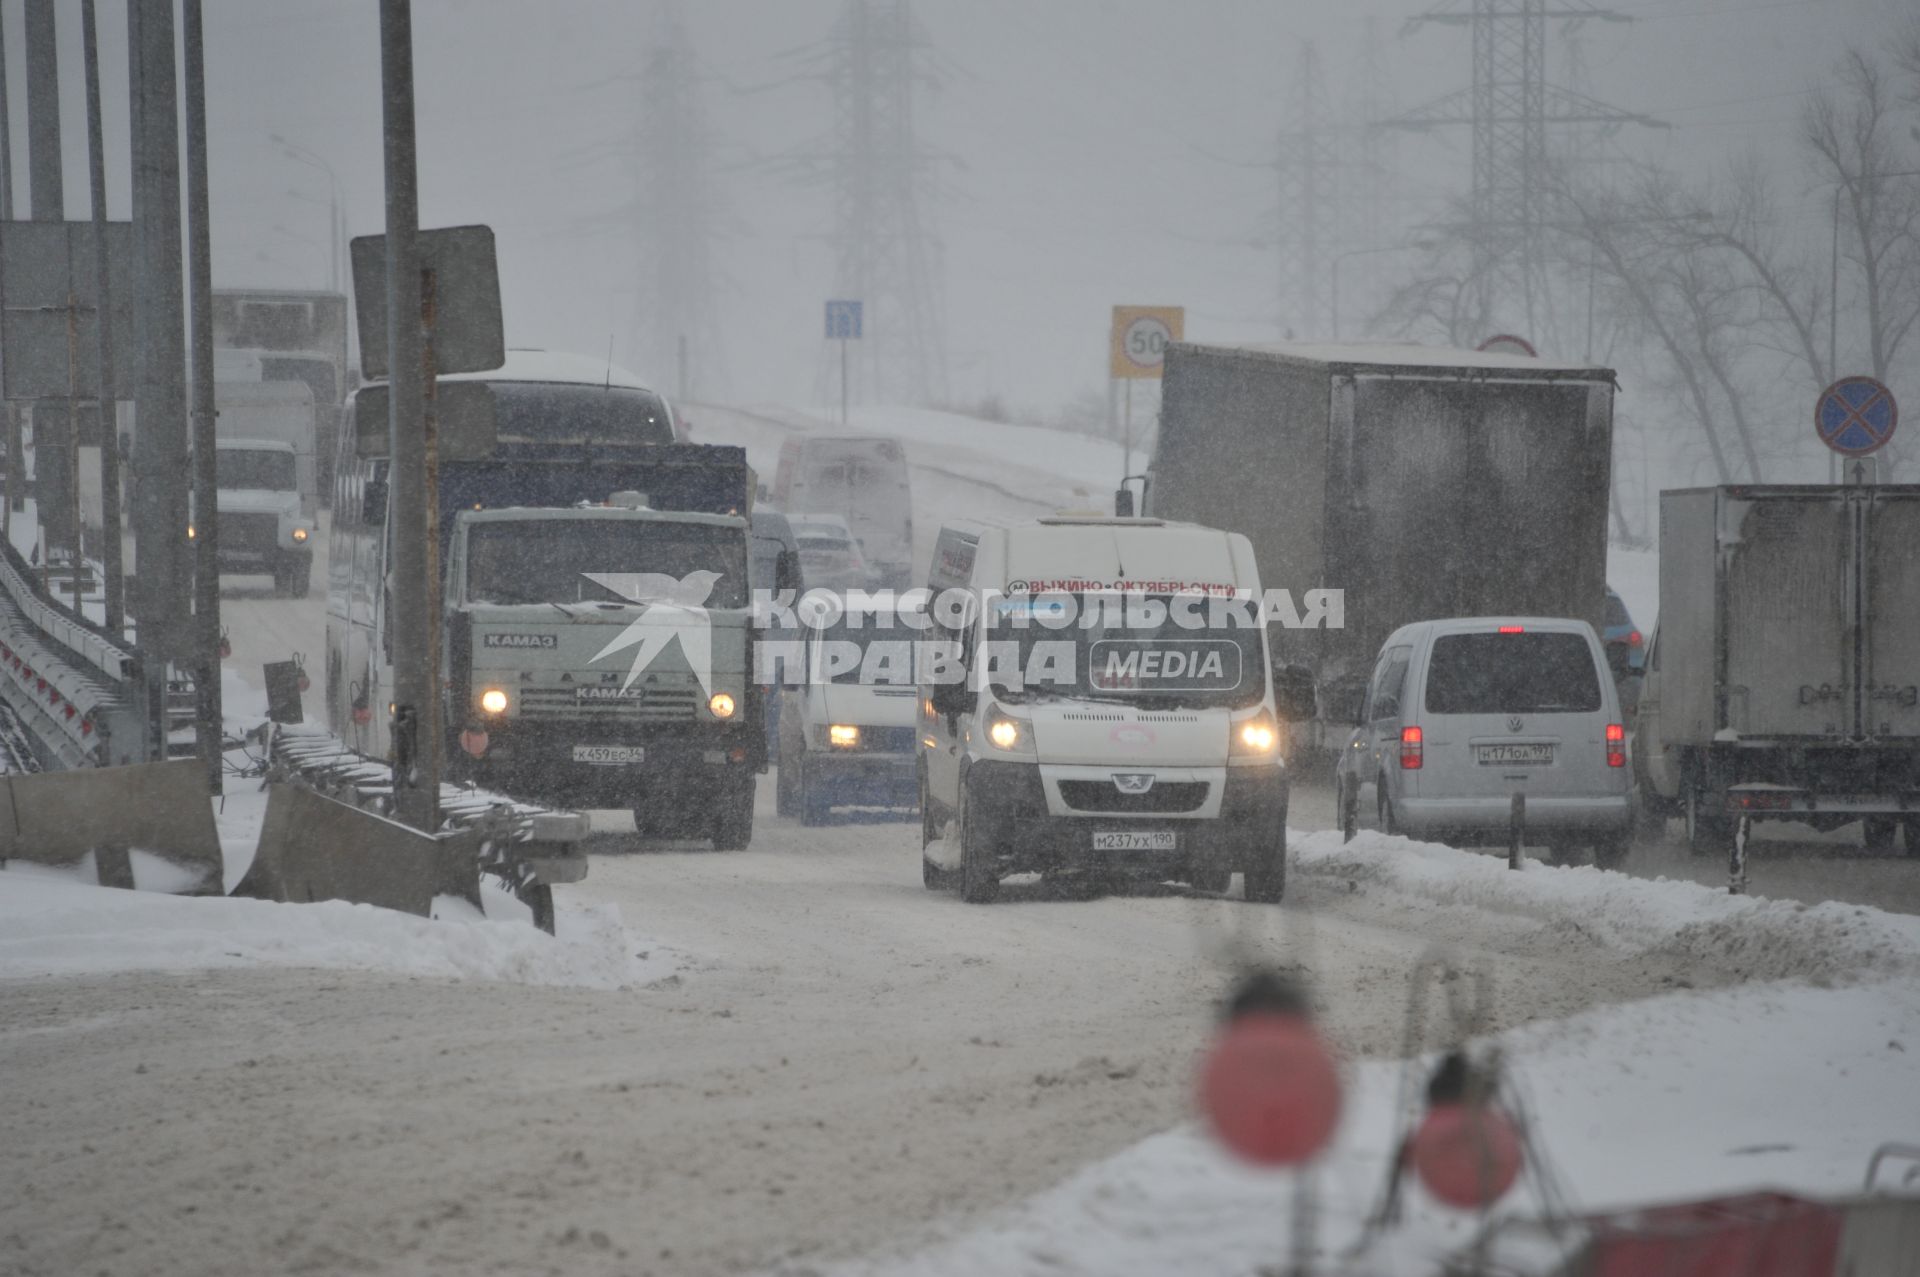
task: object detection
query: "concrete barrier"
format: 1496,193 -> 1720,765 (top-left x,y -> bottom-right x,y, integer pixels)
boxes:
235,783 -> 481,917
0,758 -> 222,893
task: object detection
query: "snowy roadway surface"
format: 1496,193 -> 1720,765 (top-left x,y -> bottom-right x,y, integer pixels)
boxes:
4,404 -> 1920,1274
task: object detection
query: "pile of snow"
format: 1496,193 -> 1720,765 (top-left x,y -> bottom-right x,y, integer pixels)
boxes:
845,978 -> 1920,1276
1294,828 -> 1920,985
0,869 -> 676,990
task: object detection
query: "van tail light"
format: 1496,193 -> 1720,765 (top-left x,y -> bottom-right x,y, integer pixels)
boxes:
1606,722 -> 1626,768
1628,629 -> 1643,648
1497,625 -> 1524,634
1400,725 -> 1424,770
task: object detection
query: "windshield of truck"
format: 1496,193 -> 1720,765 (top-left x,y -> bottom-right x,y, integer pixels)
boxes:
217,449 -> 295,490
464,520 -> 748,608
492,382 -> 675,445
983,593 -> 1265,709
1423,631 -> 1602,715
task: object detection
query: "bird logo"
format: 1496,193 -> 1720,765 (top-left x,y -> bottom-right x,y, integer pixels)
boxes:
580,570 -> 724,698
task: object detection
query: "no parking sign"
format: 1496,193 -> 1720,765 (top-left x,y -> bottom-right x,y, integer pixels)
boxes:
1815,376 -> 1898,456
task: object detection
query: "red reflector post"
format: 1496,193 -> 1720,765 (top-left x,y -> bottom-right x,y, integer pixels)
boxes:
1400,725 -> 1424,769
1497,625 -> 1524,634
1606,722 -> 1626,768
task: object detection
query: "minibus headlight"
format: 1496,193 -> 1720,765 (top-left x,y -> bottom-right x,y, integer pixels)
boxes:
985,709 -> 1032,755
1231,710 -> 1280,758
828,723 -> 860,747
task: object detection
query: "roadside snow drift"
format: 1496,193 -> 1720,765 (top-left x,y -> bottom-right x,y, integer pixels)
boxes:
0,871 -> 674,990
1294,828 -> 1920,984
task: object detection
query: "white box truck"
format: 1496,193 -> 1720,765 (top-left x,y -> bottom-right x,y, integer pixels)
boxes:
1637,484 -> 1920,853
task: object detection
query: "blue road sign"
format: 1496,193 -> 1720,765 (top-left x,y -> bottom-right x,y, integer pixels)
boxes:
1815,376 -> 1898,457
825,299 -> 863,340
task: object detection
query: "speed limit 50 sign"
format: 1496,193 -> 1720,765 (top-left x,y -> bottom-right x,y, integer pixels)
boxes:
1111,305 -> 1185,379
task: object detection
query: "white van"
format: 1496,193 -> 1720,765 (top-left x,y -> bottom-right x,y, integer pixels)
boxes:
918,516 -> 1306,904
777,597 -> 922,825
1335,617 -> 1633,864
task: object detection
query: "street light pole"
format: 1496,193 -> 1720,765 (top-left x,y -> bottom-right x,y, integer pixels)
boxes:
273,133 -> 345,292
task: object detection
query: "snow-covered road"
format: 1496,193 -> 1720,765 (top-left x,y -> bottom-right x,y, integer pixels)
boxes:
2,775 -> 1771,1277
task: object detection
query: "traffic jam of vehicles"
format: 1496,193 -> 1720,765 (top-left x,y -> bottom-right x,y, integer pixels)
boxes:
8,7 -> 1920,1273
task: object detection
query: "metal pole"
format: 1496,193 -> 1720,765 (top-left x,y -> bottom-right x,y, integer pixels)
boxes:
130,0 -> 191,759
1830,185 -> 1842,485
26,0 -> 72,565
1122,379 -> 1133,478
1330,256 -> 1341,341
381,0 -> 437,832
677,333 -> 688,402
0,10 -> 18,525
81,0 -> 126,636
183,0 -> 221,793
839,336 -> 848,426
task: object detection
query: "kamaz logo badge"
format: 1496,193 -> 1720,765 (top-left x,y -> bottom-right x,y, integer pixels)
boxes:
577,686 -> 644,701
483,633 -> 557,649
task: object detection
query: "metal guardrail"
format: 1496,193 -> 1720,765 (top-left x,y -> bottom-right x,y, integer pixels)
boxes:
0,536 -> 145,769
268,722 -> 590,932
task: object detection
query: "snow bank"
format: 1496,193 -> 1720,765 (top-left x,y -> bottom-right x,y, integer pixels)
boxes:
845,978 -> 1920,1276
0,871 -> 677,990
1294,828 -> 1920,984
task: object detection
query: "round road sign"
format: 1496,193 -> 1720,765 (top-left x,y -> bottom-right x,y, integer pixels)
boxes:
1815,376 -> 1898,457
1122,314 -> 1175,372
1476,333 -> 1537,358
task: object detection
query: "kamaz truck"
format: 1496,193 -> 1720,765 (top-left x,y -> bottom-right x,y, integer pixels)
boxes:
446,498 -> 789,848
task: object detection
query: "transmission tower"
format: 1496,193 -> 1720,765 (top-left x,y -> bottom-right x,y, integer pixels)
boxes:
1387,0 -> 1662,334
822,0 -> 946,406
633,7 -> 724,399
1273,43 -> 1341,339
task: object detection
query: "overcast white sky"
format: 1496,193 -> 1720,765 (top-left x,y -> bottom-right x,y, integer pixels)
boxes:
3,0 -> 1911,417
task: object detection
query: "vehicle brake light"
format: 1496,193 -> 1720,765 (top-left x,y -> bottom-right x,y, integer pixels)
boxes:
1606,722 -> 1626,768
1628,630 -> 1643,647
1400,725 -> 1423,769
1497,625 -> 1524,634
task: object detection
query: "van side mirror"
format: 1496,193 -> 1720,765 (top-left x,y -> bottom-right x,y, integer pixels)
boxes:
1272,662 -> 1318,722
775,547 -> 799,597
930,678 -> 973,718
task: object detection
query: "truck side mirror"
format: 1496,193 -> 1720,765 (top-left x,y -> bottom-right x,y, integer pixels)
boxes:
1113,488 -> 1134,517
1272,662 -> 1318,722
775,547 -> 799,597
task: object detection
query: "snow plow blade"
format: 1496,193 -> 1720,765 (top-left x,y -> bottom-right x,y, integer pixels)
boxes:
0,759 -> 222,893
235,783 -> 482,917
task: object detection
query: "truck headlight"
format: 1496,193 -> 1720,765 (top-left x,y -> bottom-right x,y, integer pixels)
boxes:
708,691 -> 737,719
828,723 -> 860,747
292,527 -> 309,543
1231,710 -> 1279,758
479,688 -> 509,715
186,523 -> 196,541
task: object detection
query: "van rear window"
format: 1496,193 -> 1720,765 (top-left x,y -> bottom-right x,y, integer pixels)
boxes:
1423,632 -> 1601,715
